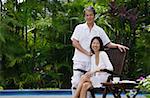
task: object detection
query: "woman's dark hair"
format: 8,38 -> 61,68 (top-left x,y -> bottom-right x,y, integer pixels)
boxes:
84,6 -> 96,16
90,36 -> 104,54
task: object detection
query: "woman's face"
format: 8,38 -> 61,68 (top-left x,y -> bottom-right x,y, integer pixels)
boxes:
84,10 -> 95,24
91,38 -> 100,53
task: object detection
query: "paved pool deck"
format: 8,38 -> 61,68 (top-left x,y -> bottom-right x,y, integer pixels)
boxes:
0,95 -> 146,98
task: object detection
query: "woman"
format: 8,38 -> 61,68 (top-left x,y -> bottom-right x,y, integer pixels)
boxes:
73,36 -> 114,98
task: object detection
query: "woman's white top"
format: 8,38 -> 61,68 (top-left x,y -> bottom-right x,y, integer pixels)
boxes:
90,51 -> 113,88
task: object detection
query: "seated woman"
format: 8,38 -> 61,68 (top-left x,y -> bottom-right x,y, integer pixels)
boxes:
73,36 -> 114,98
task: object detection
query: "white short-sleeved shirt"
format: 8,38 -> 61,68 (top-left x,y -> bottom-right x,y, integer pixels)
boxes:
71,23 -> 110,62
90,51 -> 113,87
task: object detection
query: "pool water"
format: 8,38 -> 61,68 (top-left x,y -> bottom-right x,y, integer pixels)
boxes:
0,89 -> 147,98
0,89 -> 72,95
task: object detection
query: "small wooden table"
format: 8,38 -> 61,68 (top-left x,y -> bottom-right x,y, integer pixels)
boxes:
101,81 -> 139,98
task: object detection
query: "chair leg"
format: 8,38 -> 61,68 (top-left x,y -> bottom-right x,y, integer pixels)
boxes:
102,88 -> 108,98
102,93 -> 107,98
89,89 -> 95,98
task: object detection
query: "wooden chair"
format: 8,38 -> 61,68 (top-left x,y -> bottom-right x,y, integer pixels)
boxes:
105,48 -> 126,76
90,48 -> 127,98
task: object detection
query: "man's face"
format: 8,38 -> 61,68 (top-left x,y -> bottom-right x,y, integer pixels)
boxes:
84,10 -> 95,24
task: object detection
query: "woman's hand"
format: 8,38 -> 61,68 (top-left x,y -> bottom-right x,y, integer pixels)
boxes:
80,72 -> 92,82
84,71 -> 92,78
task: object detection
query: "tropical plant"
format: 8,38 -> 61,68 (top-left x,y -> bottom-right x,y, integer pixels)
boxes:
137,75 -> 150,93
0,0 -> 149,89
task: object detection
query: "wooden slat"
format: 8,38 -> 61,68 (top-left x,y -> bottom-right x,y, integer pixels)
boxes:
105,48 -> 126,75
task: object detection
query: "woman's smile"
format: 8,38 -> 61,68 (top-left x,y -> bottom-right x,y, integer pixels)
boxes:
91,39 -> 100,52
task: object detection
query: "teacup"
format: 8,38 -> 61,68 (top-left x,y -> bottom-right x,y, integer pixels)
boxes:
113,77 -> 120,82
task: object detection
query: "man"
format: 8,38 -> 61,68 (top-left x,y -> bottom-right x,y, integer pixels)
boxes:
71,6 -> 129,98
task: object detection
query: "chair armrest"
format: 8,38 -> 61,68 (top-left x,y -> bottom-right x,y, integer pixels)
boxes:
73,69 -> 87,74
101,69 -> 115,75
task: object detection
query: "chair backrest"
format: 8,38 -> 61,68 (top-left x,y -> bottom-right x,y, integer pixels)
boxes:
105,48 -> 127,75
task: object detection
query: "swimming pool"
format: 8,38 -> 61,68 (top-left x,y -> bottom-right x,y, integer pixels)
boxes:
0,89 -> 72,96
0,89 -> 147,98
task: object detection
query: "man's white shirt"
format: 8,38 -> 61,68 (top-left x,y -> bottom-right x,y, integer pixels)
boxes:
71,23 -> 110,62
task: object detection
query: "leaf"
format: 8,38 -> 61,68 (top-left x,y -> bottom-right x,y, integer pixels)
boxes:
8,58 -> 17,67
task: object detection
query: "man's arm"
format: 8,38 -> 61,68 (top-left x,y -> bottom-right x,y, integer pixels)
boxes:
106,42 -> 129,52
72,38 -> 92,56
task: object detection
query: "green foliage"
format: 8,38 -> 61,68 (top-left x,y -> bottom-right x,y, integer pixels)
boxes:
0,0 -> 150,89
0,86 -> 3,90
95,0 -> 150,79
138,75 -> 150,93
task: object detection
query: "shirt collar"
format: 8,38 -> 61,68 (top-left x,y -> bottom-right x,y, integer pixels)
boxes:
84,22 -> 97,30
